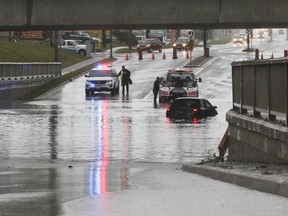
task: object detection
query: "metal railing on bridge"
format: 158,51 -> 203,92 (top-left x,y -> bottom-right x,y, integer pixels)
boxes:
0,62 -> 62,80
232,58 -> 288,125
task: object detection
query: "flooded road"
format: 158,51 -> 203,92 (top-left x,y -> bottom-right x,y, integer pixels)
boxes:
2,33 -> 288,216
0,44 -> 252,164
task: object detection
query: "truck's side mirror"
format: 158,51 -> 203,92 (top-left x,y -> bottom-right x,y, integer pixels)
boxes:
198,77 -> 202,82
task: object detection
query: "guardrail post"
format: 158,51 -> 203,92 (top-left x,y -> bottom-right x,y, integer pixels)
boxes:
240,65 -> 247,114
252,65 -> 260,117
267,62 -> 276,121
255,49 -> 259,60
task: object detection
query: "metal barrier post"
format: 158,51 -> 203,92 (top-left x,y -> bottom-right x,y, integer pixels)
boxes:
172,47 -> 178,59
255,49 -> 259,60
138,49 -> 143,60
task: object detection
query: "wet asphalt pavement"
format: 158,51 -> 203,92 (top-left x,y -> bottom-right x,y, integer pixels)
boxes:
1,31 -> 288,215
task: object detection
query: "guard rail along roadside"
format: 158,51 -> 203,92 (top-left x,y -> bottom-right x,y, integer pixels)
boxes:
232,58 -> 288,125
0,62 -> 62,102
0,62 -> 62,80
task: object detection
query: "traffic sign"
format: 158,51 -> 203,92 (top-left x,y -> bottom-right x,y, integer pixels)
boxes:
188,39 -> 194,50
188,30 -> 195,40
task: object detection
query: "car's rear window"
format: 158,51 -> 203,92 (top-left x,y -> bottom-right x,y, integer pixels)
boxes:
141,39 -> 154,44
89,70 -> 114,77
167,72 -> 195,81
173,99 -> 199,108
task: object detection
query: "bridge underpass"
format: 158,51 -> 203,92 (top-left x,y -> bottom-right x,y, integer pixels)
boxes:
1,0 -> 288,31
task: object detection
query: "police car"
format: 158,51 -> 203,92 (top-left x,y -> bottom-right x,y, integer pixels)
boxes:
85,65 -> 120,96
159,68 -> 202,102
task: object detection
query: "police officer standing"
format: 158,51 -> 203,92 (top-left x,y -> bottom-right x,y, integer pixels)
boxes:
153,77 -> 160,103
118,65 -> 131,94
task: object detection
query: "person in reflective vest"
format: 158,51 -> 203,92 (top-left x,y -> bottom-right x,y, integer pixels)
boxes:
118,65 -> 131,94
153,77 -> 160,103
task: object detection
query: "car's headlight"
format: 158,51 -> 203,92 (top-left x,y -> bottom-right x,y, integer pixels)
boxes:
106,80 -> 113,84
86,81 -> 95,88
173,43 -> 176,47
183,43 -> 186,47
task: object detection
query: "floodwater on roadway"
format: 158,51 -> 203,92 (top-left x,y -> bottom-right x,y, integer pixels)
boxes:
0,47 -> 234,164
0,92 -> 229,164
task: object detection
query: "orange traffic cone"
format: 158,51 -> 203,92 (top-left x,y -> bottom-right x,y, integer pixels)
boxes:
163,52 -> 166,59
186,52 -> 189,59
261,53 -> 264,60
152,53 -> 155,60
125,53 -> 129,60
271,53 -> 274,59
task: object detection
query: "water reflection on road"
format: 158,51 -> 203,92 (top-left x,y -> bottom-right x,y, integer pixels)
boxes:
0,93 -> 229,164
0,47 -> 235,164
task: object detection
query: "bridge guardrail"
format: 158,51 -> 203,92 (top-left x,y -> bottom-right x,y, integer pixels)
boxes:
0,62 -> 62,81
232,58 -> 288,125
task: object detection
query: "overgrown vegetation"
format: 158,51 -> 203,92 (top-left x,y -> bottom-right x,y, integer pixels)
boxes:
197,150 -> 219,165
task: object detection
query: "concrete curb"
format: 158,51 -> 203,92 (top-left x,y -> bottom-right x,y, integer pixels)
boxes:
184,56 -> 214,67
181,164 -> 288,198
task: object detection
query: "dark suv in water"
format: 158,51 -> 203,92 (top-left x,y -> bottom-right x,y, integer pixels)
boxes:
166,97 -> 218,120
136,38 -> 162,53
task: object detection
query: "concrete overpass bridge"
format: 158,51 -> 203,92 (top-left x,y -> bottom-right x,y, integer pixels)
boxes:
1,0 -> 288,31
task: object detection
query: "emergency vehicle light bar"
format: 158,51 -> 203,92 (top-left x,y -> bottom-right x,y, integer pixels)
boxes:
95,64 -> 112,69
168,69 -> 192,73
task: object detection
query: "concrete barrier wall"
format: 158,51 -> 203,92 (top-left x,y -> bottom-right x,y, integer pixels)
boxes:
0,62 -> 62,80
2,0 -> 288,30
226,110 -> 288,164
0,78 -> 54,103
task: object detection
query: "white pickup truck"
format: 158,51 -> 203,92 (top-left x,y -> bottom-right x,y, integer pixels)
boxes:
60,40 -> 87,56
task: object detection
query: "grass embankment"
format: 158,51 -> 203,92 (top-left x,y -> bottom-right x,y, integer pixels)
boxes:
0,40 -> 115,100
0,40 -> 89,68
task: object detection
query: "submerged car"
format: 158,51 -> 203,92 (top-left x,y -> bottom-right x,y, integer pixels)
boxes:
166,97 -> 218,120
85,65 -> 119,96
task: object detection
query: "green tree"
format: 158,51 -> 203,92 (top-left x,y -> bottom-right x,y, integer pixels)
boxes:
113,30 -> 138,46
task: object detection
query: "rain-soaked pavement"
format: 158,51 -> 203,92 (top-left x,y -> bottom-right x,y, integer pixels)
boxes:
1,31 -> 288,215
1,48 -> 230,164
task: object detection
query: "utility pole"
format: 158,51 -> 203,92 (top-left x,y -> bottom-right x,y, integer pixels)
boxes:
109,30 -> 113,58
54,31 -> 59,62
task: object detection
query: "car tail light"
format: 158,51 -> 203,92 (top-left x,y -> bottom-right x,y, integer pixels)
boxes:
167,107 -> 170,111
188,91 -> 196,96
161,91 -> 169,95
193,108 -> 198,112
